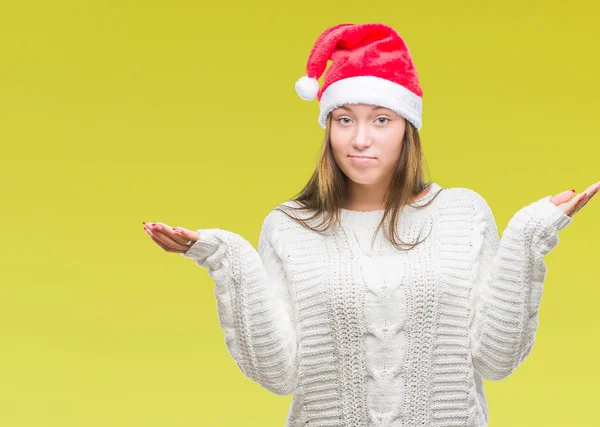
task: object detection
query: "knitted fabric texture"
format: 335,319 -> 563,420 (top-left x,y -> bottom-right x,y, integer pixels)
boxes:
181,182 -> 572,427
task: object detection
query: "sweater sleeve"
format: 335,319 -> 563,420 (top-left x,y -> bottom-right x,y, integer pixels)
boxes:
468,193 -> 573,381
180,209 -> 299,395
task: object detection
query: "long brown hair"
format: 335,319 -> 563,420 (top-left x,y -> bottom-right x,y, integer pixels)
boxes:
274,113 -> 445,251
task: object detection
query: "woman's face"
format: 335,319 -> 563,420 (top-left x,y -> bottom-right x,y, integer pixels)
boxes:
329,104 -> 407,189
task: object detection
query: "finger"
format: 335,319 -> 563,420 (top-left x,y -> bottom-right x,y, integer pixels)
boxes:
150,222 -> 192,250
551,189 -> 577,206
149,223 -> 191,251
580,181 -> 600,198
571,185 -> 600,216
144,226 -> 179,253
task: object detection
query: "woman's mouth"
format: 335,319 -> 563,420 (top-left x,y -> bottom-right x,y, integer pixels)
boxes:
349,155 -> 376,165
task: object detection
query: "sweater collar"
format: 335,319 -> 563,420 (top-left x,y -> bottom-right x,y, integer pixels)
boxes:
339,182 -> 442,228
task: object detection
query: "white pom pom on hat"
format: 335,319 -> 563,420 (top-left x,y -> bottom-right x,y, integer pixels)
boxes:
295,75 -> 320,101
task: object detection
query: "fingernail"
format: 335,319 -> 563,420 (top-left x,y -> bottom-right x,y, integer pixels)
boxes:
571,189 -> 576,193
152,223 -> 156,226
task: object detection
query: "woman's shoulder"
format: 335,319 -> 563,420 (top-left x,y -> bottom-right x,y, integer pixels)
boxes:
260,200 -> 307,232
435,184 -> 493,216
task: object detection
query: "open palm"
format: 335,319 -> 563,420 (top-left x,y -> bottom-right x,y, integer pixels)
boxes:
551,180 -> 600,217
142,222 -> 199,254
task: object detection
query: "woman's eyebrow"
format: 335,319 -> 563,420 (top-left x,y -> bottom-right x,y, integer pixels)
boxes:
336,106 -> 390,112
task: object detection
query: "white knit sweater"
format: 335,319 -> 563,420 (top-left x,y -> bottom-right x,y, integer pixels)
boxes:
181,182 -> 572,427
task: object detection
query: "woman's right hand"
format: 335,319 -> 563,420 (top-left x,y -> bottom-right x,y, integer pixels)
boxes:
143,222 -> 199,254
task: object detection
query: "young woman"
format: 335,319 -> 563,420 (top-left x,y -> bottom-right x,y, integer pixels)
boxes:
143,23 -> 599,427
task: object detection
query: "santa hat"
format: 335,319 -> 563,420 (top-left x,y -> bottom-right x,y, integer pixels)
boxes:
295,23 -> 423,130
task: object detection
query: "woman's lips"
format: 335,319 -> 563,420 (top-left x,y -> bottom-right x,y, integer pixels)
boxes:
349,155 -> 376,165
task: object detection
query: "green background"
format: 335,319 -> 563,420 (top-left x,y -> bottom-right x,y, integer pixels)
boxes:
1,1 -> 598,426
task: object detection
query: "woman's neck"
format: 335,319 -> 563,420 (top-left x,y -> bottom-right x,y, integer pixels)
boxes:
343,185 -> 432,212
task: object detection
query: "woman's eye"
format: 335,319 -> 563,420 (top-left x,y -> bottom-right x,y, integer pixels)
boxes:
336,117 -> 389,125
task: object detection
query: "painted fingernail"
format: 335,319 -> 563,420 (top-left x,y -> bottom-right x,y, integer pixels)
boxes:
571,189 -> 576,192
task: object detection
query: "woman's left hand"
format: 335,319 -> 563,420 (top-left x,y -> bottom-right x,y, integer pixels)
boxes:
550,180 -> 600,217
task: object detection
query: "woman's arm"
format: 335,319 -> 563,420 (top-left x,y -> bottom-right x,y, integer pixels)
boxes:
468,193 -> 572,381
181,209 -> 298,395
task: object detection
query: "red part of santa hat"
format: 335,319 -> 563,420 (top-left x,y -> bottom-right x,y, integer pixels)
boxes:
295,23 -> 423,130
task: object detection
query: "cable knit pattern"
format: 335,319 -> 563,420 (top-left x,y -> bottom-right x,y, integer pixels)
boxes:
181,182 -> 572,427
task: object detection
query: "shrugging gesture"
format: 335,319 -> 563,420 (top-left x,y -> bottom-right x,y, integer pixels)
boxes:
469,180 -> 598,380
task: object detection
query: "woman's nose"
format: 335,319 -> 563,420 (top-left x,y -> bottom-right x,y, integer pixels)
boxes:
352,132 -> 372,148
